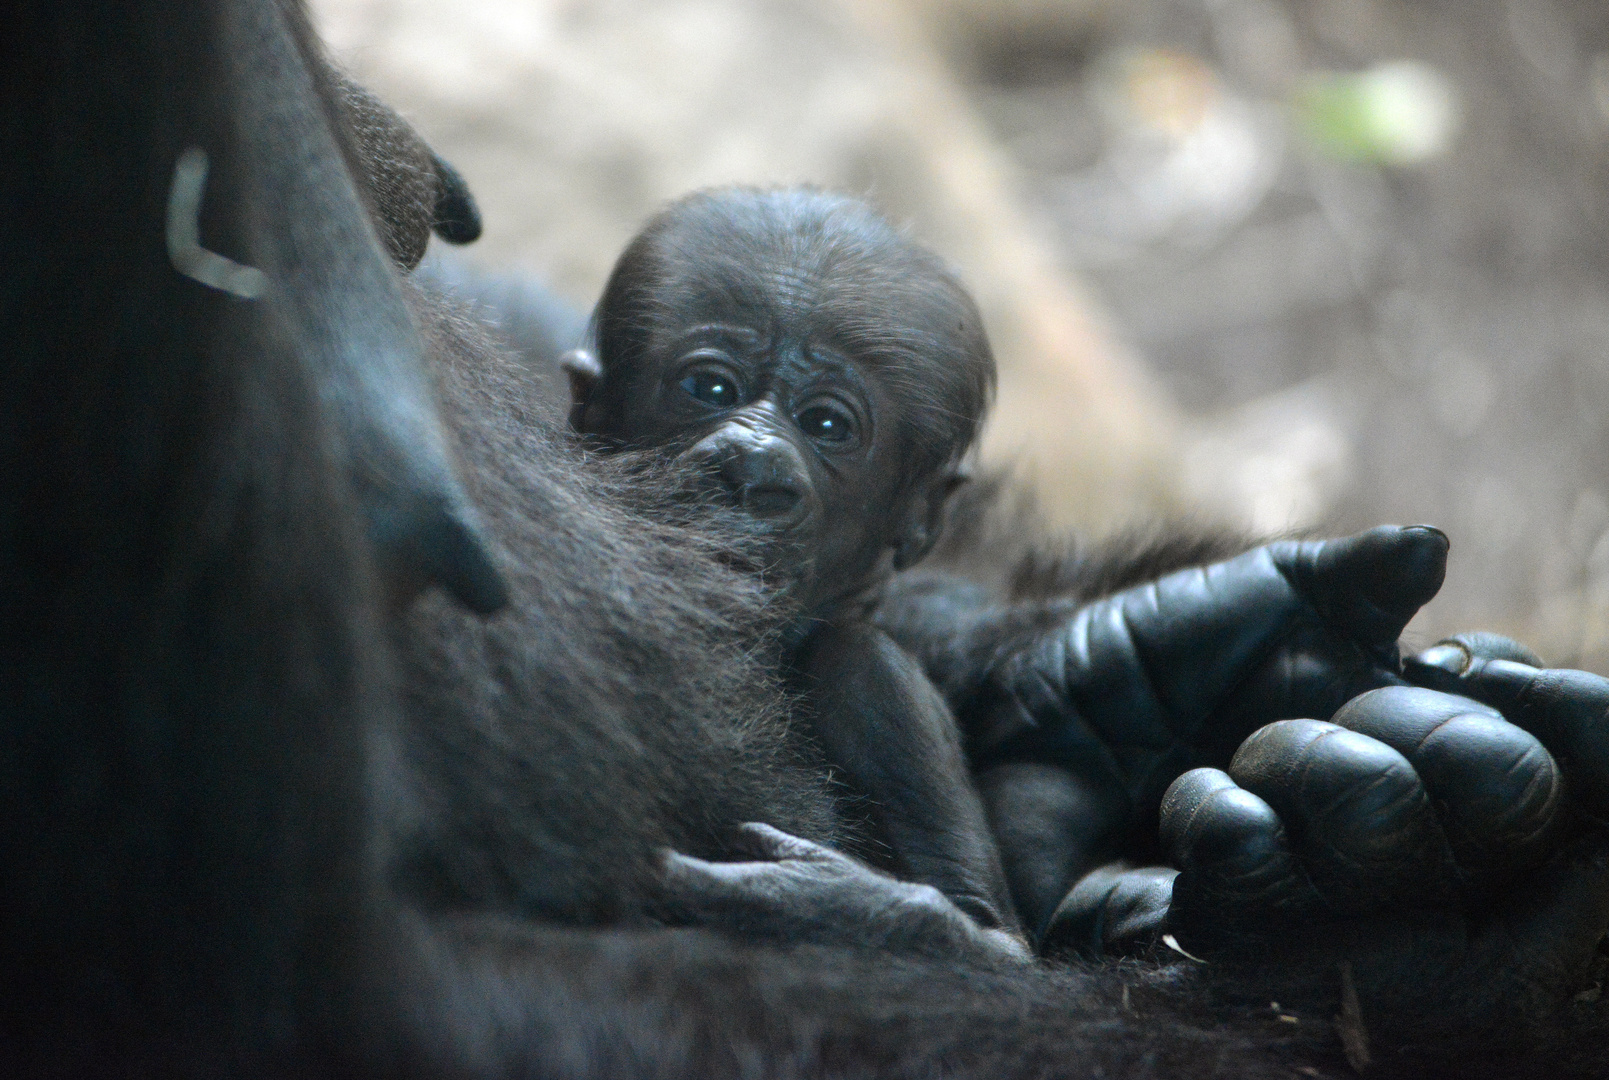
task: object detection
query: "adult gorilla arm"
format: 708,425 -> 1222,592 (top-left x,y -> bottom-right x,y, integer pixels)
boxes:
877,525 -> 1449,937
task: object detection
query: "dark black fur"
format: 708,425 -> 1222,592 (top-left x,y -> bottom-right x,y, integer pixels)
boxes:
7,1 -> 1609,1076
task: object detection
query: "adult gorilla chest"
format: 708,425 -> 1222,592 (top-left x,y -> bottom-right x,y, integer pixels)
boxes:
383,316 -> 840,925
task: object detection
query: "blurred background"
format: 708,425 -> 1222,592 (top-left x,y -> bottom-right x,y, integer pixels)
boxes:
313,0 -> 1609,671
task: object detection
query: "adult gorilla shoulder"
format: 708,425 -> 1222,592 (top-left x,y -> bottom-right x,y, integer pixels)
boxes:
7,1 -> 1609,1077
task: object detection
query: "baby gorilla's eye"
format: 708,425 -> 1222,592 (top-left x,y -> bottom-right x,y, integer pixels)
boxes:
796,403 -> 856,444
679,368 -> 741,409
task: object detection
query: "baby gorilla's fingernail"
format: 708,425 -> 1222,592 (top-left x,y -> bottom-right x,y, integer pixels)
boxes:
1411,641 -> 1472,675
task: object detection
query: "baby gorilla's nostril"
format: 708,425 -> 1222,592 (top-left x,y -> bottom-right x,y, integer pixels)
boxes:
710,447 -> 804,519
738,483 -> 802,517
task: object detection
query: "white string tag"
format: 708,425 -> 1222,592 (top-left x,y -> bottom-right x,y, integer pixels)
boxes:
166,146 -> 268,299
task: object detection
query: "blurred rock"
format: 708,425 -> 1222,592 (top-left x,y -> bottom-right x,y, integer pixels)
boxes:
1182,379 -> 1352,537
901,0 -> 1117,82
1296,60 -> 1460,165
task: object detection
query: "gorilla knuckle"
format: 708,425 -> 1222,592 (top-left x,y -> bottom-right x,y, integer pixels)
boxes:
1168,784 -> 1286,871
1414,714 -> 1560,864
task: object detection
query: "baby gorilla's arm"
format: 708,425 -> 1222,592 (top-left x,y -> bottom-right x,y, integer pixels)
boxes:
657,822 -> 1031,965
652,622 -> 1030,961
788,622 -> 1021,937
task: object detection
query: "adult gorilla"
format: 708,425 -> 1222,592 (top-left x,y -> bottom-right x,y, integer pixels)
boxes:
5,2 -> 1609,1078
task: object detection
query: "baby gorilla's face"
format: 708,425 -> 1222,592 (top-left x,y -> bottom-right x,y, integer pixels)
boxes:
585,281 -> 927,617
570,188 -> 994,617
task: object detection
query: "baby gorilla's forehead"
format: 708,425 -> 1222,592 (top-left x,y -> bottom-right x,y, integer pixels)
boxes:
609,187 -> 996,477
654,257 -> 956,363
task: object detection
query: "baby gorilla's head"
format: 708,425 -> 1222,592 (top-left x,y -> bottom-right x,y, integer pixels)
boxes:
565,186 -> 996,617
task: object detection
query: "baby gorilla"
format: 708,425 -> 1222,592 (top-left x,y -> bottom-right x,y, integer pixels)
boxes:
560,188 -> 1459,962
561,187 -> 1021,941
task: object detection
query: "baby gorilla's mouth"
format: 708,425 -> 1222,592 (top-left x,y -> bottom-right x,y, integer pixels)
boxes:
711,520 -> 813,602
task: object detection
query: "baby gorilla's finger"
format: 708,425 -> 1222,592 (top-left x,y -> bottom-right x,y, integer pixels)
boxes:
1272,525 -> 1449,653
1158,768 -> 1314,944
656,849 -> 771,924
1041,863 -> 1176,960
660,849 -> 773,890
733,822 -> 834,862
1330,686 -> 1562,873
1228,720 -> 1457,910
1407,647 -> 1609,820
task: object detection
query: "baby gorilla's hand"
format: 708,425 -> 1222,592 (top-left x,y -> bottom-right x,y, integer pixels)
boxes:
658,823 -> 1030,965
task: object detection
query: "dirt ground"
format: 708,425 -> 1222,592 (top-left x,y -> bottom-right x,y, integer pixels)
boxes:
317,0 -> 1609,670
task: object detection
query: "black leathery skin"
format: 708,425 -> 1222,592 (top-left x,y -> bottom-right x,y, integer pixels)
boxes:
1227,720 -> 1456,911
1333,686 -> 1562,873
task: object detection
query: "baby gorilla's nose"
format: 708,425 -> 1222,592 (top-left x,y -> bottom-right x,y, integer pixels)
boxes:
715,451 -> 804,518
685,422 -> 810,522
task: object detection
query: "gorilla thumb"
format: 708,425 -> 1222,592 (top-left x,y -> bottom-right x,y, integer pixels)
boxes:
1276,525 -> 1449,650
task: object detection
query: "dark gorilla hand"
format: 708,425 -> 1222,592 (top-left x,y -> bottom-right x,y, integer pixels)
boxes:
978,525 -> 1448,795
1403,632 -> 1609,823
1059,643 -> 1609,1054
658,823 -> 1031,964
975,525 -> 1447,936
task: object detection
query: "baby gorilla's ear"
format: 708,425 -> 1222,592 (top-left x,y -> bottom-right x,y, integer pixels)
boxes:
331,70 -> 482,269
560,349 -> 604,432
893,470 -> 969,571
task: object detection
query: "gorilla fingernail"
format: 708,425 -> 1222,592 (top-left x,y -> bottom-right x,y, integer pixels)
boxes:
1408,641 -> 1472,676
